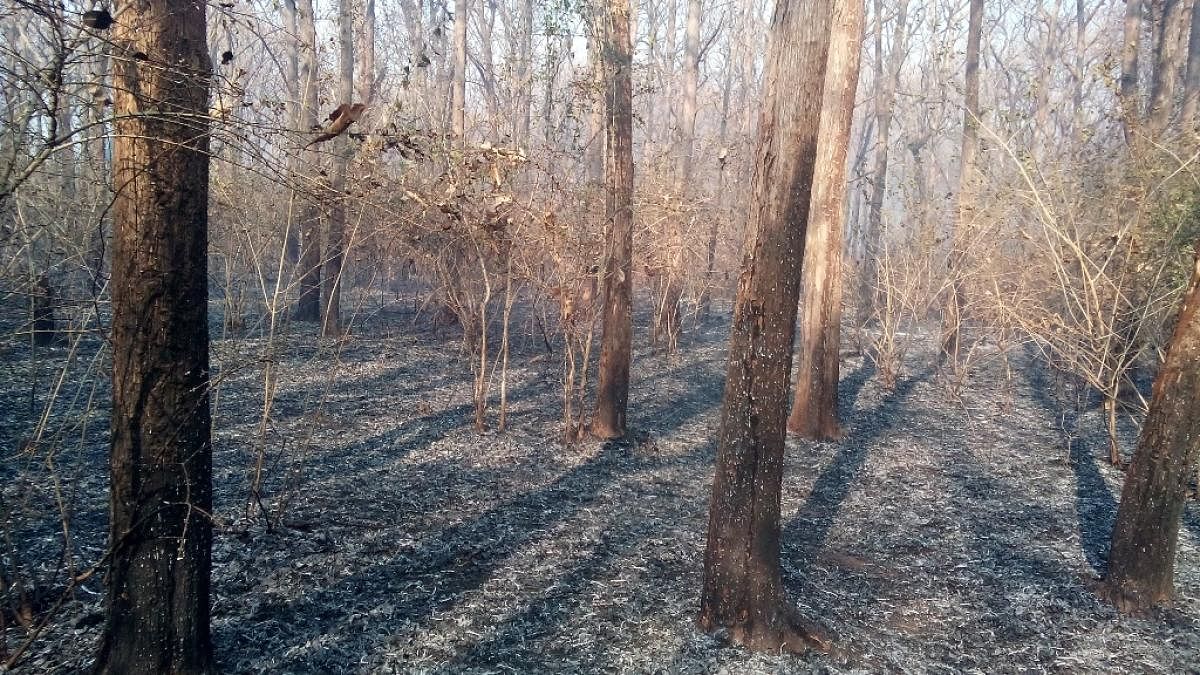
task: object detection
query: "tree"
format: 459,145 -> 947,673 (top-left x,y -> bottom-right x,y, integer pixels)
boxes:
293,0 -> 323,322
698,0 -> 832,652
1101,243 -> 1200,614
453,0 -> 468,139
322,0 -> 355,337
591,0 -> 635,440
95,0 -> 215,671
1147,0 -> 1191,135
787,0 -> 865,440
1179,0 -> 1200,127
856,0 -> 909,327
940,0 -> 983,365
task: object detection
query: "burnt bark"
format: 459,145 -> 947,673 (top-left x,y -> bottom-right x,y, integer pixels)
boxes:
31,273 -> 57,347
293,0 -> 322,322
322,0 -> 355,337
591,0 -> 635,440
787,0 -> 865,441
94,0 -> 214,672
1101,244 -> 1200,614
1148,0 -> 1191,135
698,0 -> 833,653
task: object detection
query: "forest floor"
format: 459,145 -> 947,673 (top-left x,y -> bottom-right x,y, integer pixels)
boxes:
1,297 -> 1199,674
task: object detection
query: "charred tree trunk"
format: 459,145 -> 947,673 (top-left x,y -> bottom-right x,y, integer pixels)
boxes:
787,0 -> 864,441
95,0 -> 214,671
294,0 -> 322,322
940,0 -> 983,366
1148,0 -> 1190,135
31,273 -> 57,347
591,0 -> 635,440
1101,244 -> 1200,613
698,0 -> 833,653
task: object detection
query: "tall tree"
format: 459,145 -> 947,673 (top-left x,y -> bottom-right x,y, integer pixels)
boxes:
322,0 -> 355,336
95,0 -> 214,671
856,0 -> 909,327
1179,0 -> 1200,126
940,0 -> 984,365
787,0 -> 865,440
1101,243 -> 1200,613
698,0 -> 833,652
591,0 -> 635,440
294,0 -> 323,322
1120,0 -> 1143,139
1148,0 -> 1191,134
453,0 -> 468,139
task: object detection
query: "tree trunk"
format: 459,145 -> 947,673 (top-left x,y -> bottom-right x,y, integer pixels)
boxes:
95,1 -> 214,671
787,0 -> 865,441
698,0 -> 833,653
940,0 -> 983,365
322,0 -> 355,337
294,0 -> 322,322
591,0 -> 635,440
1180,0 -> 1200,127
856,0 -> 909,327
1148,0 -> 1191,135
452,0 -> 468,140
1102,243 -> 1200,614
281,0 -> 302,267
1121,0 -> 1143,139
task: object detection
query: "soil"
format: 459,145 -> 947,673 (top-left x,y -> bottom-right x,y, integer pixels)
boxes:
1,297 -> 1198,673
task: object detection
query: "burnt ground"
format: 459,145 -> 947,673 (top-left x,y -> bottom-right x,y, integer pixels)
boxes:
1,297 -> 1199,674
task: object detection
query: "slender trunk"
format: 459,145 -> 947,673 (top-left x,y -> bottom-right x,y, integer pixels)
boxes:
1102,244 -> 1200,613
323,0 -> 355,337
787,0 -> 864,441
1181,0 -> 1200,126
857,0 -> 909,326
698,0 -> 833,653
95,0 -> 214,670
294,0 -> 322,322
940,0 -> 983,365
282,0 -> 302,266
1121,0 -> 1143,138
591,0 -> 635,440
453,0 -> 468,140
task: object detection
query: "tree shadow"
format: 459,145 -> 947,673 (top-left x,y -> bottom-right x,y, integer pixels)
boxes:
1021,346 -> 1116,575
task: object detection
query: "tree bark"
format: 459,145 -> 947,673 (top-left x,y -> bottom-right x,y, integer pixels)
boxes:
591,0 -> 635,440
294,0 -> 322,322
1148,0 -> 1191,135
698,0 -> 833,653
322,0 -> 355,337
1102,243 -> 1200,614
787,0 -> 865,441
1121,0 -> 1143,140
940,0 -> 983,365
452,0 -> 468,140
95,0 -> 214,671
1180,0 -> 1200,127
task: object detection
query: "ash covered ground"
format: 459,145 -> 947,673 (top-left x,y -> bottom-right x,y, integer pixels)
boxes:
1,297 -> 1198,673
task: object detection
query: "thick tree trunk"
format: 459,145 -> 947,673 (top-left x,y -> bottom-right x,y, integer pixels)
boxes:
95,1 -> 214,672
1101,244 -> 1200,613
591,0 -> 635,440
698,0 -> 832,653
322,0 -> 355,337
787,0 -> 864,441
1121,0 -> 1143,139
940,0 -> 983,365
1148,0 -> 1191,135
1180,0 -> 1200,127
856,0 -> 909,327
294,0 -> 322,322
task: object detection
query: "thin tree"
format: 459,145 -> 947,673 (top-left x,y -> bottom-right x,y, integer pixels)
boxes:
698,0 -> 833,652
1120,0 -> 1143,141
856,0 -> 909,327
453,0 -> 468,139
592,0 -> 635,440
940,0 -> 983,365
787,0 -> 865,440
294,0 -> 323,322
322,0 -> 355,336
95,0 -> 215,671
1101,243 -> 1200,613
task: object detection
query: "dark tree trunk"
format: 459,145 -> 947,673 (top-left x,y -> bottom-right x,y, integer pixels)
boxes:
322,0 -> 355,337
1101,244 -> 1200,614
1179,0 -> 1200,127
591,0 -> 635,440
1120,0 -> 1143,139
698,0 -> 832,653
95,1 -> 214,672
1148,0 -> 1190,135
940,0 -> 983,365
787,0 -> 865,441
32,273 -> 57,347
